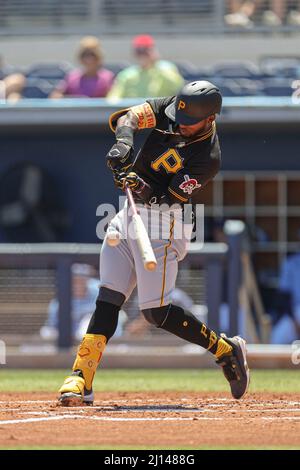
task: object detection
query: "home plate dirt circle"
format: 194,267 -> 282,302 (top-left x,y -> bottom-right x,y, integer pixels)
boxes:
0,392 -> 299,448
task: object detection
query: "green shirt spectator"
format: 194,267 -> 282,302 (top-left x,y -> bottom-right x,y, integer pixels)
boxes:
108,35 -> 184,99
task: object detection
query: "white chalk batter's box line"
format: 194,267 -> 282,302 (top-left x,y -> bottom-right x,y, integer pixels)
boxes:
1,400 -> 300,426
0,415 -> 300,426
0,398 -> 299,406
16,408 -> 300,415
1,400 -> 300,414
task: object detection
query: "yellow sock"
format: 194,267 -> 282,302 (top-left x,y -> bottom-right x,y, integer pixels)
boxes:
214,338 -> 233,359
72,334 -> 107,390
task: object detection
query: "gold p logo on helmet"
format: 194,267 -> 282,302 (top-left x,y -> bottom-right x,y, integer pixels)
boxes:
178,100 -> 186,110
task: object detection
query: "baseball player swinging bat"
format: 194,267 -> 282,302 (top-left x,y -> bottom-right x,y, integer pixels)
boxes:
107,183 -> 157,272
58,80 -> 250,407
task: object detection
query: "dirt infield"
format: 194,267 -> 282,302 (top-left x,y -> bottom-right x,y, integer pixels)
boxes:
0,392 -> 299,448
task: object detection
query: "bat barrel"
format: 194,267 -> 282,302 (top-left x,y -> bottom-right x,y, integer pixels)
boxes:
126,185 -> 157,272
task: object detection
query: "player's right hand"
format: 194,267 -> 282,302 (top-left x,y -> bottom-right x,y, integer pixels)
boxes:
106,142 -> 133,173
113,171 -> 127,190
113,171 -> 145,192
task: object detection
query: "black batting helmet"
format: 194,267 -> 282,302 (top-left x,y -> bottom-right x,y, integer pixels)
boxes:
165,81 -> 222,125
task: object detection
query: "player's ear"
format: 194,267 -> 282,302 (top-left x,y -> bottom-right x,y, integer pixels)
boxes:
208,114 -> 216,124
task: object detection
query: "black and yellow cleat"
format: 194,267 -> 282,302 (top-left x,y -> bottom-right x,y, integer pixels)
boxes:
216,334 -> 250,400
58,372 -> 94,407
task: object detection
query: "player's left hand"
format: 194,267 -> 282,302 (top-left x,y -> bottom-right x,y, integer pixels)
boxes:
106,142 -> 133,173
114,172 -> 145,192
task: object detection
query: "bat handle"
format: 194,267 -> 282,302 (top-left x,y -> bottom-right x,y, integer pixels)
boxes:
125,184 -> 139,216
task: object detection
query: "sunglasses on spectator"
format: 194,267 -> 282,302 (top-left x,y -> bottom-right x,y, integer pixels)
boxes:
134,47 -> 151,56
80,51 -> 99,60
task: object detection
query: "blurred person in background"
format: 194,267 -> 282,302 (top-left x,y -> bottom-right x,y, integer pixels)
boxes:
40,264 -> 99,342
2,73 -> 26,102
0,56 -> 27,102
271,252 -> 300,344
225,0 -> 257,27
287,1 -> 300,24
50,36 -> 114,98
225,0 -> 300,27
260,0 -> 300,25
40,264 -> 127,341
107,34 -> 184,99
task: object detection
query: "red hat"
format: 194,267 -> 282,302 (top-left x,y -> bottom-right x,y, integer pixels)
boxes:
132,35 -> 155,50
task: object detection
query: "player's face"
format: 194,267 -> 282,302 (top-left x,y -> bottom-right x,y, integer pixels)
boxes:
134,47 -> 157,68
80,51 -> 101,74
179,115 -> 214,137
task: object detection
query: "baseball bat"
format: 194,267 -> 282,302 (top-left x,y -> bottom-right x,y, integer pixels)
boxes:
125,184 -> 157,272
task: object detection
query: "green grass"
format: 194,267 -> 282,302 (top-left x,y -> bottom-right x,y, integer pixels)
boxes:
0,369 -> 299,393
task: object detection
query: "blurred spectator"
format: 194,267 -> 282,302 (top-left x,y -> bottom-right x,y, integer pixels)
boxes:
3,73 -> 26,102
287,1 -> 300,24
107,34 -> 184,99
40,264 -> 99,341
40,263 -> 127,341
0,56 -> 26,102
50,36 -> 114,98
263,0 -> 286,24
263,0 -> 300,25
225,0 -> 256,27
271,253 -> 300,344
225,0 -> 300,27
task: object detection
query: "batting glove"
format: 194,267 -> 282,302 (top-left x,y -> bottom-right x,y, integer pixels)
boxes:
113,172 -> 145,192
106,142 -> 133,173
